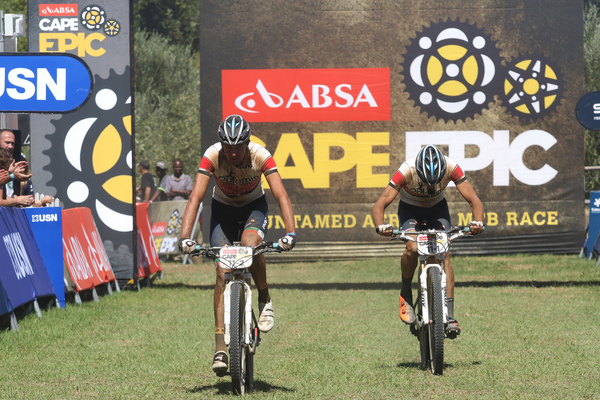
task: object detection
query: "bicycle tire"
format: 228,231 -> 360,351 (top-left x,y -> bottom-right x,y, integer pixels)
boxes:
416,293 -> 430,370
229,281 -> 247,394
428,268 -> 444,375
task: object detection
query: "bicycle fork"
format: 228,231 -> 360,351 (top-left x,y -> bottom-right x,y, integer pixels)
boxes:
418,264 -> 448,326
223,278 -> 260,353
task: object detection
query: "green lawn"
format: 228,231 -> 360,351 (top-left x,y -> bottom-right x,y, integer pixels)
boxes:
1,254 -> 600,399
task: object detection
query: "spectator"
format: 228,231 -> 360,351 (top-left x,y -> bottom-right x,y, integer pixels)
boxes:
165,158 -> 193,201
0,148 -> 33,207
138,159 -> 157,203
149,161 -> 168,203
0,129 -> 30,197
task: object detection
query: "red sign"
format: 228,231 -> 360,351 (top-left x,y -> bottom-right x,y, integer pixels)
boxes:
39,4 -> 78,16
222,68 -> 390,122
151,221 -> 167,236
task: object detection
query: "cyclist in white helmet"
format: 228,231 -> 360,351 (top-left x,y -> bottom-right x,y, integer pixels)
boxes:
372,144 -> 484,338
179,115 -> 297,374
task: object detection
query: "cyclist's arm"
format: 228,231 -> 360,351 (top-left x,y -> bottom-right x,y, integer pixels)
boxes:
372,185 -> 399,226
265,171 -> 296,235
455,179 -> 484,233
180,173 -> 211,239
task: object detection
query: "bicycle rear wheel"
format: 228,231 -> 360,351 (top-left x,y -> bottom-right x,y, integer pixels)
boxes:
428,268 -> 444,375
229,281 -> 248,394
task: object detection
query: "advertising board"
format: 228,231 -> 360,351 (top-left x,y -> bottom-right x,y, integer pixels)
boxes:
28,0 -> 136,281
200,0 -> 585,254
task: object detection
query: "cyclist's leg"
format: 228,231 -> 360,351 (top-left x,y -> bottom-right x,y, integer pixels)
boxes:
398,202 -> 419,324
210,200 -> 240,358
240,197 -> 269,304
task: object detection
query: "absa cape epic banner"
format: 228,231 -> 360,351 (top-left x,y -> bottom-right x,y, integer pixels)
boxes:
200,0 -> 585,254
28,1 -> 136,281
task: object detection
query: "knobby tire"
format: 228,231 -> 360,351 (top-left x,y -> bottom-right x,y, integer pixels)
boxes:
428,269 -> 445,375
229,281 -> 247,394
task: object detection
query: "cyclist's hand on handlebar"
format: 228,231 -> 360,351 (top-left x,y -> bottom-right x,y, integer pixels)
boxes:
468,221 -> 484,235
376,224 -> 394,236
178,238 -> 197,254
277,233 -> 297,251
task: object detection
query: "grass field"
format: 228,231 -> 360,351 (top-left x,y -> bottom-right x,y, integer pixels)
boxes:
1,254 -> 600,399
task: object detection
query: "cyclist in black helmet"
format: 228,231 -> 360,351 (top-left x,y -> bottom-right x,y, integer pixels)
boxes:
179,114 -> 297,374
372,144 -> 484,338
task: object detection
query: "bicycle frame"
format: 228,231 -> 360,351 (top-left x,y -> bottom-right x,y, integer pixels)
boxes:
415,230 -> 450,328
220,246 -> 256,351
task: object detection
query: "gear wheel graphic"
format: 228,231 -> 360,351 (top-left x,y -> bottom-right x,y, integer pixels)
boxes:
500,53 -> 564,121
400,19 -> 504,122
81,5 -> 106,31
45,67 -> 133,246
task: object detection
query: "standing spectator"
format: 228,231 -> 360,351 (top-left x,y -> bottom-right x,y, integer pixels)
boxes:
0,129 -> 29,197
149,161 -> 168,203
0,148 -> 33,207
165,158 -> 193,201
138,159 -> 157,203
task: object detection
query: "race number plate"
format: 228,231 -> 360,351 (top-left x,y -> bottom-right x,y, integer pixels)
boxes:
218,246 -> 253,269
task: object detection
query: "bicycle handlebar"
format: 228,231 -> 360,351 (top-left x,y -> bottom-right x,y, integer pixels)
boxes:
391,225 -> 485,243
189,241 -> 282,258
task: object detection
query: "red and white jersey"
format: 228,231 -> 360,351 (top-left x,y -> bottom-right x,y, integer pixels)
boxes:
389,156 -> 466,208
198,142 -> 278,207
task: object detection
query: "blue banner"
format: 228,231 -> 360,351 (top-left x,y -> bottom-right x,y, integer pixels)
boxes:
0,53 -> 92,113
24,208 -> 63,304
588,191 -> 600,258
0,208 -> 37,309
0,278 -> 10,317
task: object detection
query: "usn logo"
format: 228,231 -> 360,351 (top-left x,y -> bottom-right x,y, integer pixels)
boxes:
401,19 -> 563,122
31,213 -> 58,222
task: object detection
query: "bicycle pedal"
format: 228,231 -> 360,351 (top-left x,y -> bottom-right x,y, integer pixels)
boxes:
409,324 -> 419,338
215,371 -> 229,377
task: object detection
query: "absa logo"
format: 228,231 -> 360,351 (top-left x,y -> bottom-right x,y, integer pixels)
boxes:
39,4 -> 78,17
222,68 -> 391,122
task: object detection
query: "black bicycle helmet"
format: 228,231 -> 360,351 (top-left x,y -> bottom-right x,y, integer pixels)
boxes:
415,145 -> 447,186
217,114 -> 251,145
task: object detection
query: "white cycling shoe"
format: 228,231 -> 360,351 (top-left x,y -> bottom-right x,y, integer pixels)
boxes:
258,300 -> 274,332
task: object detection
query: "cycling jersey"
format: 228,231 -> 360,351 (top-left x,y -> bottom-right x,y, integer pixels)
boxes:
389,156 -> 466,208
198,142 -> 278,207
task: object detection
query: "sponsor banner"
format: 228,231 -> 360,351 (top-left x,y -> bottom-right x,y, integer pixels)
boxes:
75,207 -> 116,282
148,200 -> 200,255
201,0 -> 585,252
136,203 -> 161,277
0,207 -> 55,309
62,208 -> 104,291
588,191 -> 600,256
0,53 -> 92,113
29,0 -> 135,280
24,207 -> 65,308
222,68 -> 391,122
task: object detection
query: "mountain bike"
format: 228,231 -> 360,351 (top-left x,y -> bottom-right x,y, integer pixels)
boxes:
392,225 -> 476,375
190,241 -> 281,394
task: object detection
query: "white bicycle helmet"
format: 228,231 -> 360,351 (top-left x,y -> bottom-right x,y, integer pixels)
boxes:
217,115 -> 251,145
415,145 -> 447,186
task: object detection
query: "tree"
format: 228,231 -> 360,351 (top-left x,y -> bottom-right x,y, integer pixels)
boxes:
134,31 -> 201,183
584,4 -> 600,195
133,0 -> 199,49
2,0 -> 27,52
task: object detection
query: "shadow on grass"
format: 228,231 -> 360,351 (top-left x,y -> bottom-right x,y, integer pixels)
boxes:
153,280 -> 600,291
187,379 -> 295,395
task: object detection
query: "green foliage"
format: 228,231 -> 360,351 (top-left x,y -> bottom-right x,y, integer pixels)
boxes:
584,4 -> 600,194
133,0 -> 199,49
134,30 -> 201,182
1,0 -> 27,52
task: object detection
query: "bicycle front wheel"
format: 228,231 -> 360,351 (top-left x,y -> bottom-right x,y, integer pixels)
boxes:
229,281 -> 249,394
427,268 -> 445,375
